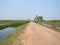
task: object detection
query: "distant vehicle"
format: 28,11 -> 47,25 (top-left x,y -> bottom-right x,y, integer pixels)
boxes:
32,20 -> 37,22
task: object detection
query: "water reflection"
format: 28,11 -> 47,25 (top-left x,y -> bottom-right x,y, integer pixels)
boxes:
0,27 -> 16,40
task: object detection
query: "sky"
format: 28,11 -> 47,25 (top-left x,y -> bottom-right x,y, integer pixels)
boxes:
0,0 -> 60,20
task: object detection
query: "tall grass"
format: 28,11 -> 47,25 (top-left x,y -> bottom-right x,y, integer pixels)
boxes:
0,20 -> 30,30
36,20 -> 60,32
0,23 -> 29,45
45,20 -> 60,27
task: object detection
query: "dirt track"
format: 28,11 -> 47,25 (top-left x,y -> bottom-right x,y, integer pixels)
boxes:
13,22 -> 60,45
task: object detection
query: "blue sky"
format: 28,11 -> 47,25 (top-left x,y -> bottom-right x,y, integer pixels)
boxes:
0,0 -> 60,20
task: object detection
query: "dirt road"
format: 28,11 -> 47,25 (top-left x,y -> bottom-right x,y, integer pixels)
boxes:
13,22 -> 60,45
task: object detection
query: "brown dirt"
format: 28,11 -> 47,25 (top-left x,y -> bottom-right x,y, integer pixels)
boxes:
13,22 -> 60,45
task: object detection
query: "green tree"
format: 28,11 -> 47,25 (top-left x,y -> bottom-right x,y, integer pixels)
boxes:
34,15 -> 43,22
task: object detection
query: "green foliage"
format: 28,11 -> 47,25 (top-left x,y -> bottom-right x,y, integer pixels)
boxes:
34,15 -> 43,22
45,20 -> 60,27
0,20 -> 30,30
0,23 -> 28,45
37,20 -> 60,32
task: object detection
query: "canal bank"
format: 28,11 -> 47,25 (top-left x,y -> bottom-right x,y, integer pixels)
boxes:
0,27 -> 16,40
0,23 -> 28,45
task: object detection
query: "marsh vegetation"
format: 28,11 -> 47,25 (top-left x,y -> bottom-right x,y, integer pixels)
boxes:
0,20 -> 30,30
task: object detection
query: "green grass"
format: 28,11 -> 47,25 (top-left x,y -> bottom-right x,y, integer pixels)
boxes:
0,23 -> 29,45
36,20 -> 60,32
45,20 -> 60,27
0,20 -> 30,29
0,20 -> 28,24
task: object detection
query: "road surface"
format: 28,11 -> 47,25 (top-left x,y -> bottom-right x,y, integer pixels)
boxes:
13,22 -> 60,45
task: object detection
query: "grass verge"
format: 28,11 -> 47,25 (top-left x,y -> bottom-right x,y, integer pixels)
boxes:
36,21 -> 60,32
0,23 -> 29,45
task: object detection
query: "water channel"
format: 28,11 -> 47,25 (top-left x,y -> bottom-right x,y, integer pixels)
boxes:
0,27 -> 16,40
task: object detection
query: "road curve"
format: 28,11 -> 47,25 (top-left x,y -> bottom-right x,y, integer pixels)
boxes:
13,22 -> 60,45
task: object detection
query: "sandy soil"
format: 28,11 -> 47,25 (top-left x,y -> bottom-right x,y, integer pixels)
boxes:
13,22 -> 60,45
